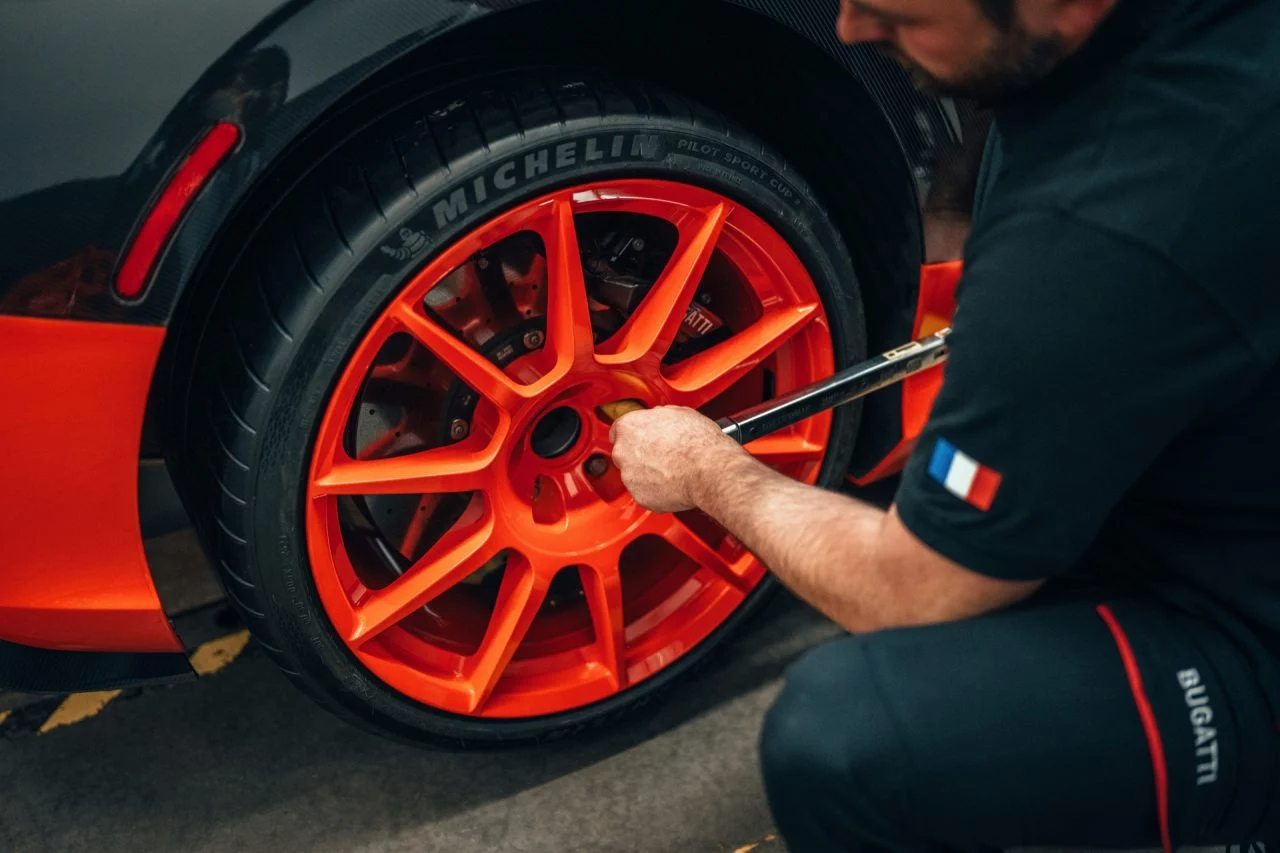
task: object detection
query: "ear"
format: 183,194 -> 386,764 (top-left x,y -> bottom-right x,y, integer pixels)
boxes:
836,0 -> 893,45
1050,0 -> 1120,48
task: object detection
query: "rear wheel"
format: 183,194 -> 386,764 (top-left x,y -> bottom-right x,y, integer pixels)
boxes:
188,74 -> 867,746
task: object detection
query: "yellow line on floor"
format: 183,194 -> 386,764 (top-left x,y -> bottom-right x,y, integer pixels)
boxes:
16,629 -> 250,736
0,710 -> 10,727
38,690 -> 122,734
189,629 -> 251,676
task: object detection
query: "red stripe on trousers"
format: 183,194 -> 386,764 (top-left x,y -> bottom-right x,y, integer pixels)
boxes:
1096,604 -> 1172,853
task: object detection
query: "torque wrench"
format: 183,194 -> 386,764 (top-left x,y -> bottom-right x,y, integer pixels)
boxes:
598,327 -> 950,443
717,328 -> 952,444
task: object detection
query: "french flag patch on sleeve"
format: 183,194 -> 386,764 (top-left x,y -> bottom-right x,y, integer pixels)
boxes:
928,438 -> 1003,511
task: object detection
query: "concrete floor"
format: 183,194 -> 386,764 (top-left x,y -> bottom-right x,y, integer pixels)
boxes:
0,590 -> 833,853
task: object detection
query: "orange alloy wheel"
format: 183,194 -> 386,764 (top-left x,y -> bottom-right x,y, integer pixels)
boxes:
304,179 -> 835,718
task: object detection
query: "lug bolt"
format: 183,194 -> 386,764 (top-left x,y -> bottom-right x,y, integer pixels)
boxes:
523,329 -> 545,350
449,419 -> 469,441
585,454 -> 610,478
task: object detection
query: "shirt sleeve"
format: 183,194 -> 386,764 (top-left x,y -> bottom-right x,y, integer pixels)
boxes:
895,208 -> 1252,581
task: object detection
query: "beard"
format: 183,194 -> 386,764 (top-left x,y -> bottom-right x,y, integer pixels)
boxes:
881,22 -> 1069,103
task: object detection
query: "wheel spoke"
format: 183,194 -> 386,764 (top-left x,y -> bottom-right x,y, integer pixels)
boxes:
664,303 -> 819,408
540,199 -> 596,375
313,437 -> 504,497
646,515 -> 751,592
463,557 -> 550,713
391,302 -> 528,411
347,509 -> 499,646
744,432 -> 825,466
597,203 -> 730,367
582,563 -> 627,690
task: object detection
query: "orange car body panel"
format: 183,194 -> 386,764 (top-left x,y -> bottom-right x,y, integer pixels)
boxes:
851,260 -> 962,486
0,315 -> 182,653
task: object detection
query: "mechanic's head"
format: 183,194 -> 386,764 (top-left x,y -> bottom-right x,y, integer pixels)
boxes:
837,0 -> 1119,101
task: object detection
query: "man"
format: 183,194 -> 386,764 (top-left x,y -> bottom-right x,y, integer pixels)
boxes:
609,0 -> 1280,850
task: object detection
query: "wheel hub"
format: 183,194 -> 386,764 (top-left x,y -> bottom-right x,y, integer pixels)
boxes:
528,406 -> 582,459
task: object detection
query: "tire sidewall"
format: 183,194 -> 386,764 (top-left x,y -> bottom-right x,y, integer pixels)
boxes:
246,90 -> 866,744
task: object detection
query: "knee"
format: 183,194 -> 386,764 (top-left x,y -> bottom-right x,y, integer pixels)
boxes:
760,645 -> 841,798
760,636 -> 904,815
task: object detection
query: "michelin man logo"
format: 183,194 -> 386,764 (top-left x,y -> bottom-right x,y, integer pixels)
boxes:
381,227 -> 427,261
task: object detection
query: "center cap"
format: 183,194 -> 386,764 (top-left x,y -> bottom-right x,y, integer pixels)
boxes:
529,406 -> 582,459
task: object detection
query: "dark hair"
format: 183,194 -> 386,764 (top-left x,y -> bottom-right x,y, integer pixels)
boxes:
975,0 -> 1015,29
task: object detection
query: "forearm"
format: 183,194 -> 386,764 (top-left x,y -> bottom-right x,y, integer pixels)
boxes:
689,445 -> 893,633
610,407 -> 1038,631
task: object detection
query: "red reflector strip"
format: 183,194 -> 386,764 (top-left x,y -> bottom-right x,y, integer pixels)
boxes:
114,121 -> 240,299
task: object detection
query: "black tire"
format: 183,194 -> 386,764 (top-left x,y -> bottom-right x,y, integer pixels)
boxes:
186,72 -> 867,748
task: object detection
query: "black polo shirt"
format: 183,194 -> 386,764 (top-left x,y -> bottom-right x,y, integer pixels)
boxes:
895,0 -> 1280,637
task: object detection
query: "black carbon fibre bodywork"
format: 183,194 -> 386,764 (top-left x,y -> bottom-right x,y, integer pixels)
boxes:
0,0 -> 970,326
